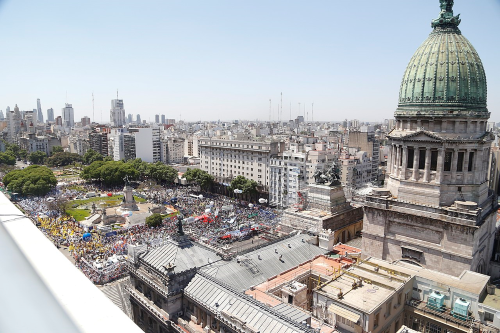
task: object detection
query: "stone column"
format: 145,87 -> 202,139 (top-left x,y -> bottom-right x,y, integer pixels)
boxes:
463,149 -> 470,184
387,145 -> 393,174
401,146 -> 408,180
451,148 -> 458,181
423,147 -> 431,183
436,148 -> 445,184
411,147 -> 419,181
395,145 -> 401,178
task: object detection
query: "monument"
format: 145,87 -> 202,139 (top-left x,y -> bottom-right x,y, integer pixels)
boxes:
280,162 -> 363,243
121,176 -> 139,211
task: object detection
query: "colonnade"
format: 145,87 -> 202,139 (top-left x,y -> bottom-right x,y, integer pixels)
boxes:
387,144 -> 484,184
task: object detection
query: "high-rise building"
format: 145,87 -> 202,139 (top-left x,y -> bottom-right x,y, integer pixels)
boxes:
136,114 -> 141,123
0,110 -> 4,121
166,118 -> 175,125
110,99 -> 126,127
47,108 -> 54,122
128,127 -> 161,163
154,114 -> 160,124
81,116 -> 91,127
161,114 -> 166,124
127,114 -> 133,124
55,116 -> 63,126
89,131 -> 108,156
362,1 -> 496,276
37,98 -> 43,123
6,104 -> 21,143
62,104 -> 75,128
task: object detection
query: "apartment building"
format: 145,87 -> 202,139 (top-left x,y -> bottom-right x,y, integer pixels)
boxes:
199,137 -> 284,188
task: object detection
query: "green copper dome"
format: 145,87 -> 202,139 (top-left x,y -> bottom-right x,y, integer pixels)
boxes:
398,0 -> 487,112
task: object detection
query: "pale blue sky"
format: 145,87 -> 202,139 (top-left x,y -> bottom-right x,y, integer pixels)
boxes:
0,0 -> 498,123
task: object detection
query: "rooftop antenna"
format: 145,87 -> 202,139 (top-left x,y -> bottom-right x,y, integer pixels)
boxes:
280,92 -> 283,123
298,103 -> 301,118
312,103 -> 314,122
290,102 -> 291,121
92,92 -> 95,123
117,89 -> 119,99
269,99 -> 272,122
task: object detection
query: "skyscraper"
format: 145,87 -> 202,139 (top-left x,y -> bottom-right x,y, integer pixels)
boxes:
161,114 -> 165,124
110,99 -> 126,127
62,104 -> 75,128
47,108 -> 54,122
127,114 -> 133,124
362,1 -> 495,276
154,114 -> 160,124
136,114 -> 141,123
0,110 -> 4,121
37,99 -> 43,123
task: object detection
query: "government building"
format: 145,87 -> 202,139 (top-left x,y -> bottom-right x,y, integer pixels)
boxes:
362,0 -> 497,276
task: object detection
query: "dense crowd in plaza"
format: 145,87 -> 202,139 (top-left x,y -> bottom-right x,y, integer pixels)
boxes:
14,182 -> 282,284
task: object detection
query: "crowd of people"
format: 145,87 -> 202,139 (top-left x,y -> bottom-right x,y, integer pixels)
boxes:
14,182 -> 283,284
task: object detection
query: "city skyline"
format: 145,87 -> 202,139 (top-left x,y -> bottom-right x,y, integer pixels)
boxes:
0,0 -> 498,123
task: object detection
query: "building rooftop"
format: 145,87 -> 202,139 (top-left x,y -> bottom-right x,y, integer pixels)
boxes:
203,234 -> 326,292
366,257 -> 490,295
184,273 -> 313,333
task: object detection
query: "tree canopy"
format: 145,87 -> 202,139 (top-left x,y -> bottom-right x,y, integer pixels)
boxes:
0,152 -> 16,165
147,162 -> 178,183
183,168 -> 214,190
83,149 -> 104,165
28,151 -> 47,165
3,165 -> 57,196
51,146 -> 64,154
230,175 -> 258,194
46,152 -> 82,167
145,213 -> 163,228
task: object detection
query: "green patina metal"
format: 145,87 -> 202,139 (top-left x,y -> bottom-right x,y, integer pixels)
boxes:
396,0 -> 487,115
432,0 -> 461,29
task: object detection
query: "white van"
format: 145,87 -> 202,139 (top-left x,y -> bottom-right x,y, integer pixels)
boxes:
86,192 -> 97,198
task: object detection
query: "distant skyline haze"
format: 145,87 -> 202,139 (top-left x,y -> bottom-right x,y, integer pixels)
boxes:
0,0 -> 498,122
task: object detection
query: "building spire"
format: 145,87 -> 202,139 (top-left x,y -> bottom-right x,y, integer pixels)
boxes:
431,0 -> 461,29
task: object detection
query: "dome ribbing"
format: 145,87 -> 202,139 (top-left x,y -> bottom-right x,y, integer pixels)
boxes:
397,1 -> 487,112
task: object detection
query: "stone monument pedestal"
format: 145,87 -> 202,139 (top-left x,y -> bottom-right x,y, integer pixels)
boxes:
121,185 -> 139,211
307,184 -> 350,214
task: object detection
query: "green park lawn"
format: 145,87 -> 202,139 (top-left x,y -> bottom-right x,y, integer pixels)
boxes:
65,195 -> 146,220
65,208 -> 91,221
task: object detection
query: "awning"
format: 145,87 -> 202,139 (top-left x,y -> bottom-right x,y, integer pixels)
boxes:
401,245 -> 423,253
328,304 -> 360,323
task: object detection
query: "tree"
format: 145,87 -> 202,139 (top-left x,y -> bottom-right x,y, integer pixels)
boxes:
0,152 -> 16,165
183,168 -> 214,190
83,149 -> 103,165
230,175 -> 258,194
146,213 -> 163,228
3,165 -> 57,196
28,151 -> 47,165
147,162 -> 178,183
5,143 -> 20,158
52,146 -> 64,154
46,152 -> 82,167
80,160 -> 139,186
19,150 -> 28,160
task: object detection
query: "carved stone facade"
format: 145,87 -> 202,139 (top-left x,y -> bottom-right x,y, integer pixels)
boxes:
362,2 -> 497,277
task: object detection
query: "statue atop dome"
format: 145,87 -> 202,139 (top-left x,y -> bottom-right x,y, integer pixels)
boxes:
440,0 -> 454,12
432,0 -> 461,29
